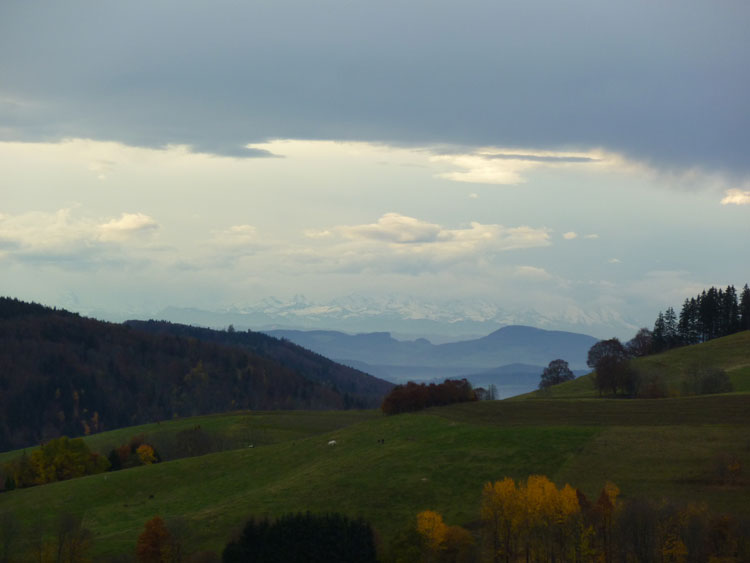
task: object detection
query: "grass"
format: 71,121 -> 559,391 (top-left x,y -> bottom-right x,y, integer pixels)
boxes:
1,413 -> 598,557
0,409 -> 378,467
2,331 -> 749,558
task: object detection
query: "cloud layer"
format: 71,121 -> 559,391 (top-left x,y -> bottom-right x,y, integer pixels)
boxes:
1,1 -> 748,177
0,208 -> 160,264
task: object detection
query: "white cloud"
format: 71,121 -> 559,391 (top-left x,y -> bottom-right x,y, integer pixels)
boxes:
584,234 -> 600,239
563,232 -> 578,240
336,213 -> 442,244
328,213 -> 550,253
609,258 -> 622,264
292,213 -> 553,276
0,208 -> 160,263
721,189 -> 750,205
514,265 -> 552,280
211,224 -> 259,247
98,213 -> 159,241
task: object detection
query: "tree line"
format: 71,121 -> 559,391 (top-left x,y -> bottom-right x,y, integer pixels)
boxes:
381,379 -> 477,415
652,284 -> 750,353
2,433 -> 164,491
577,283 -> 748,398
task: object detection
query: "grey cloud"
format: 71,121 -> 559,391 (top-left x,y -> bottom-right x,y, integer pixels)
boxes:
483,154 -> 599,163
1,0 -> 748,173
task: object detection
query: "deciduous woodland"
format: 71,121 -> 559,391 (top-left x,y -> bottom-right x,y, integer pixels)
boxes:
403,476 -> 749,562
380,379 -> 477,414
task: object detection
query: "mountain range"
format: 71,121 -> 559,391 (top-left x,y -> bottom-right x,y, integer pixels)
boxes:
144,294 -> 636,342
265,325 -> 598,394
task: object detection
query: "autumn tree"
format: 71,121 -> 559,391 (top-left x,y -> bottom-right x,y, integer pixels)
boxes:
416,510 -> 447,561
415,510 -> 474,563
480,476 -> 581,563
2,436 -> 110,488
538,359 -> 575,390
136,516 -> 176,563
481,477 -> 521,562
4,450 -> 35,489
137,444 -> 157,465
381,379 -> 476,415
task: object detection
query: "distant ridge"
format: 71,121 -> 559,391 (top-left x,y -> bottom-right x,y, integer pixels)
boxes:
265,325 -> 598,375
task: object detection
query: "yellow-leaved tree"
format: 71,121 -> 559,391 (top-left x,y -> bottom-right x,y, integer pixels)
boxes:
137,444 -> 157,465
28,436 -> 109,485
417,510 -> 447,557
481,475 -> 582,563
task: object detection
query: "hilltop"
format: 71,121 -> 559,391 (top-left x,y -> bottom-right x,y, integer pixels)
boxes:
519,329 -> 750,399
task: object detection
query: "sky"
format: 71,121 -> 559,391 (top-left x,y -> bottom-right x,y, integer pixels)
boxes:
1,1 -> 749,339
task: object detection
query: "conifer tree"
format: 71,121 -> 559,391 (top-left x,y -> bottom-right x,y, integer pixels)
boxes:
652,312 -> 667,353
722,285 -> 740,336
678,299 -> 698,345
740,284 -> 750,331
663,307 -> 678,349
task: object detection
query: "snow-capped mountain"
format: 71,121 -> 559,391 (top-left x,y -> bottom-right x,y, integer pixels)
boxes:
153,293 -> 638,340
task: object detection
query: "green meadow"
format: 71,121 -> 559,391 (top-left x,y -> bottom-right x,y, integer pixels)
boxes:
519,330 -> 750,399
1,332 -> 749,559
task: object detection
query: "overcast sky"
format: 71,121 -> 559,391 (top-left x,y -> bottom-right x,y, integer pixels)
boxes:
1,1 -> 748,338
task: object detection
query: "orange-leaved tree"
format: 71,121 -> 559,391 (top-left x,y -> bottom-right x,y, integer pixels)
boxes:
136,516 -> 176,563
416,510 -> 474,562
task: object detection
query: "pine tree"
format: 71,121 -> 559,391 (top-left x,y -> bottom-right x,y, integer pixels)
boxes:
739,284 -> 750,331
663,307 -> 678,349
722,285 -> 740,336
678,298 -> 699,346
652,312 -> 666,353
699,288 -> 718,341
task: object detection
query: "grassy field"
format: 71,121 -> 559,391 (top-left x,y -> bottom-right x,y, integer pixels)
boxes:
1,331 -> 748,559
0,409 -> 379,467
2,395 -> 749,558
1,411 -> 599,557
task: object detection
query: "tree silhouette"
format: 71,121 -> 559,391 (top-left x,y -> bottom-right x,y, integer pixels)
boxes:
538,359 -> 575,389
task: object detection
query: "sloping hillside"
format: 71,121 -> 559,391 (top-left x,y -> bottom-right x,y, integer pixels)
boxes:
0,298 -> 391,451
519,330 -> 750,399
125,320 -> 393,402
2,395 -> 749,559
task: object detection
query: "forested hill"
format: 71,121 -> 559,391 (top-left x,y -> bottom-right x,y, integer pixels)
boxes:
0,298 -> 392,452
124,320 -> 394,401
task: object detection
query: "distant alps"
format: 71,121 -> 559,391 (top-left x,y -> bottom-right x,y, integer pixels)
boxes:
148,293 -> 638,341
